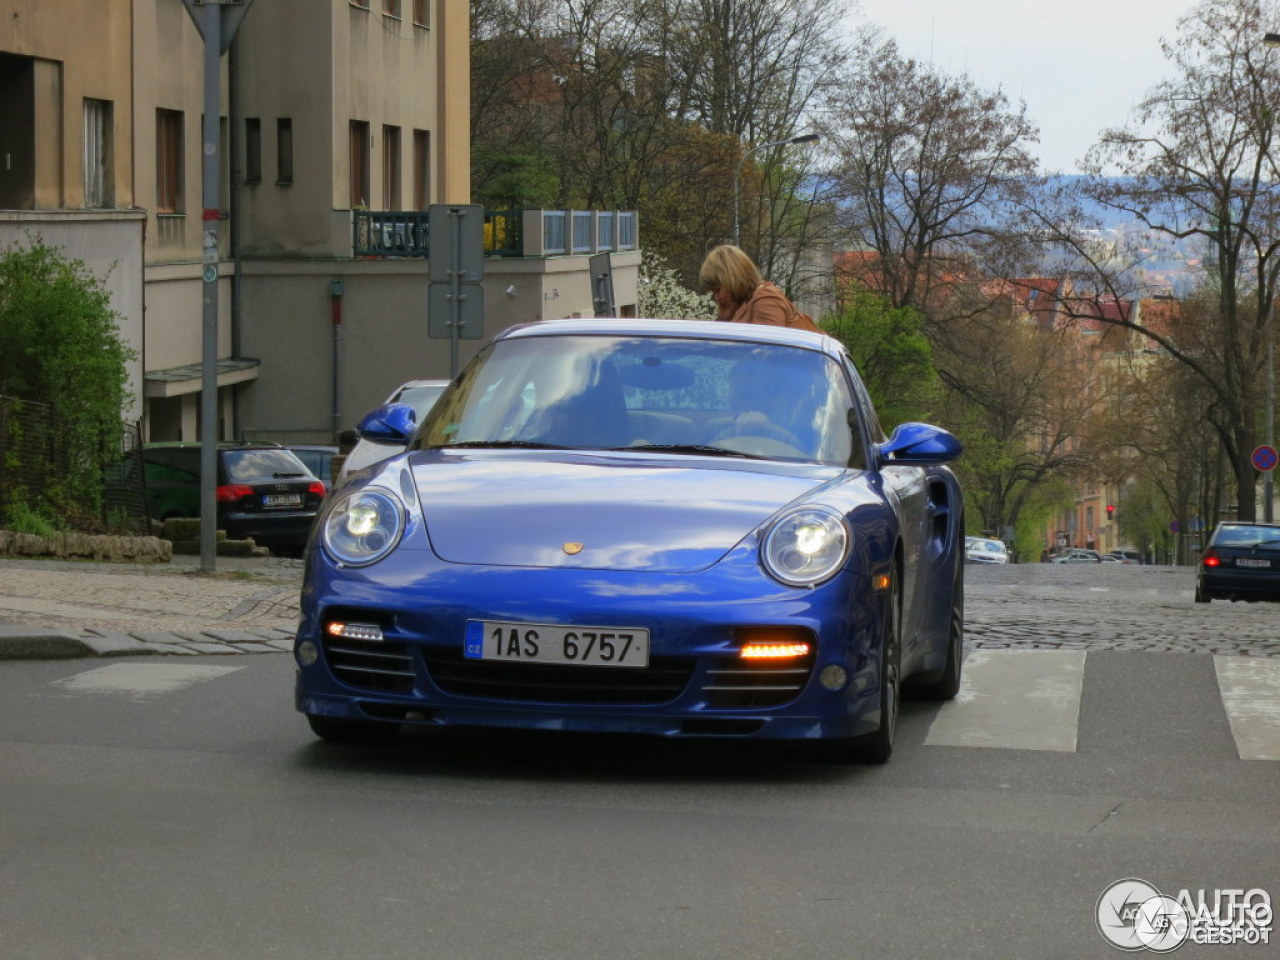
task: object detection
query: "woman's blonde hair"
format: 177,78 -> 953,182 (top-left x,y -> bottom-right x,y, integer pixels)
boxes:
698,245 -> 763,304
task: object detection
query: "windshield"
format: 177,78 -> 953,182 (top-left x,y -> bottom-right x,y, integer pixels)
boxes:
413,334 -> 860,466
223,448 -> 311,482
396,383 -> 448,419
1214,525 -> 1280,548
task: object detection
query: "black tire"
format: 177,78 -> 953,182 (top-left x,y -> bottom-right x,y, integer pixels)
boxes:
855,574 -> 902,764
1195,582 -> 1211,603
914,559 -> 964,701
306,714 -> 401,743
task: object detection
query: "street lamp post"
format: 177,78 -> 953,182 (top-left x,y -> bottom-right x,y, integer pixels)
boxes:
733,133 -> 821,248
1262,32 -> 1279,518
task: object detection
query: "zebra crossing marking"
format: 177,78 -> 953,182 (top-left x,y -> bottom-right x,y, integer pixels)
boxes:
53,663 -> 243,699
924,649 -> 1086,752
1215,656 -> 1280,761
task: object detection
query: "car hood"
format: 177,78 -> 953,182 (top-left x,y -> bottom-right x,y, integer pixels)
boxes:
406,451 -> 840,573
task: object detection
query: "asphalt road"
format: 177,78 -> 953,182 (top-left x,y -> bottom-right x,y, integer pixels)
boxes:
0,564 -> 1276,960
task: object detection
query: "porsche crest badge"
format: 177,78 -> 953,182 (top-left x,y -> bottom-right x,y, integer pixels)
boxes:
562,542 -> 584,555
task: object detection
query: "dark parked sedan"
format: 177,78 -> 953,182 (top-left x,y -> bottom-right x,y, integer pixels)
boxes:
1196,521 -> 1280,603
143,442 -> 326,555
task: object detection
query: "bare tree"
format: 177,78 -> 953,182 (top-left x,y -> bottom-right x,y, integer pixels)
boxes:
930,296 -> 1103,539
820,31 -> 1039,314
1059,0 -> 1280,521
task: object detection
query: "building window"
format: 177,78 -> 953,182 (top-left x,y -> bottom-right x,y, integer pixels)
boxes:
156,108 -> 184,213
413,0 -> 428,25
83,98 -> 113,208
412,129 -> 430,209
276,118 -> 293,184
383,0 -> 400,17
349,120 -> 369,208
382,124 -> 401,210
244,118 -> 261,183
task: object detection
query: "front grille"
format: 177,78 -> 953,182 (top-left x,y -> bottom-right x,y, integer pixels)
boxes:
421,648 -> 695,705
702,654 -> 815,709
323,638 -> 416,695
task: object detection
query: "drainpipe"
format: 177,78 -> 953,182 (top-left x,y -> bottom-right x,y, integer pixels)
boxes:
228,32 -> 243,436
330,279 -> 345,441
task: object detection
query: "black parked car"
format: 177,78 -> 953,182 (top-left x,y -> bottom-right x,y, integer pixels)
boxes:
1196,521 -> 1280,603
142,442 -> 326,555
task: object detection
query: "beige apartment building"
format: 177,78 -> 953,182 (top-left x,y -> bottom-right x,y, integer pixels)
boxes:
0,0 -> 638,445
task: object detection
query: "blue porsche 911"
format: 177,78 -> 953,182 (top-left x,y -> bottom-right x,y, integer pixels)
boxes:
294,318 -> 965,763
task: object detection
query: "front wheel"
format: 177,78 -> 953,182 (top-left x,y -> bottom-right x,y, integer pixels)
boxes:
854,574 -> 901,764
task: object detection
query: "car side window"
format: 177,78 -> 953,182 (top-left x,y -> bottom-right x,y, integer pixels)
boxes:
837,357 -> 876,470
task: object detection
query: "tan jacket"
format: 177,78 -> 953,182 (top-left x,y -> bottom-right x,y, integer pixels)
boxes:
730,282 -> 820,332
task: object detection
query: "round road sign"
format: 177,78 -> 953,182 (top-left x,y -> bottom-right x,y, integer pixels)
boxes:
1251,444 -> 1278,472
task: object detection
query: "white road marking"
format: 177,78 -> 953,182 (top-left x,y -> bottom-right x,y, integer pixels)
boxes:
1214,657 -> 1280,761
924,649 -> 1086,752
54,663 -> 243,698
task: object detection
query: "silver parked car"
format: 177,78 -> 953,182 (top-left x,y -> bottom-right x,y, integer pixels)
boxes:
336,379 -> 449,482
1050,549 -> 1102,564
965,536 -> 1010,564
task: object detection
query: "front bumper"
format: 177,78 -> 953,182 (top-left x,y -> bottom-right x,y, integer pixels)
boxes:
293,546 -> 889,741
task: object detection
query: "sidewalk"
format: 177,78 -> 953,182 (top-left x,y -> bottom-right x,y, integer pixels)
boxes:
0,553 -> 303,660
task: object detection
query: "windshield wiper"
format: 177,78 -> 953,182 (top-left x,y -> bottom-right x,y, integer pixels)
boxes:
436,440 -> 566,450
273,472 -> 305,478
616,443 -> 763,459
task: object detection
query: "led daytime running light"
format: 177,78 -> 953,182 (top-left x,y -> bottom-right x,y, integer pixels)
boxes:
326,621 -> 384,642
740,642 -> 812,660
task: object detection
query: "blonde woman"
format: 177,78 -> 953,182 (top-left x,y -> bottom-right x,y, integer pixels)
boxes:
698,244 -> 818,330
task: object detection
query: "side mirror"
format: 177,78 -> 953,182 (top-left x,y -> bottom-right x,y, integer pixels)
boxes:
879,422 -> 962,465
356,402 -> 417,445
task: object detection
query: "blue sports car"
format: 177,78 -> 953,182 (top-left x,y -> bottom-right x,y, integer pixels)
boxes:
294,319 -> 964,763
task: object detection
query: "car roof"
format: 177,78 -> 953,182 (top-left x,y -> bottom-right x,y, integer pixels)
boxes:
496,317 -> 842,355
391,378 -> 450,392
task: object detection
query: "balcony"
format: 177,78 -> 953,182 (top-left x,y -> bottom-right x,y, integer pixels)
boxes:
352,208 -> 638,259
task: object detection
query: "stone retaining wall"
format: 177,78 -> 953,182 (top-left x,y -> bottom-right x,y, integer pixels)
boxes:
0,529 -> 173,562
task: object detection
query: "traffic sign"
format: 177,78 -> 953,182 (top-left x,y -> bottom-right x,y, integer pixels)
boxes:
1251,444 -> 1278,472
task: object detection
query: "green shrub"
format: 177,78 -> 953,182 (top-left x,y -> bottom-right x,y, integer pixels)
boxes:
2,499 -> 62,539
0,238 -> 137,531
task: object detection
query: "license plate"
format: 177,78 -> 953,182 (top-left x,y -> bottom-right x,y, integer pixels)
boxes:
1237,558 -> 1271,568
464,620 -> 650,668
263,493 -> 301,508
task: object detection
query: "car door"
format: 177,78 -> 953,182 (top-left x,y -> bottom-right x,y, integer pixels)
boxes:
842,354 -> 933,645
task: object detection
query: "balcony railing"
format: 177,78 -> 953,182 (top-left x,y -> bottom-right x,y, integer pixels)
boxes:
353,208 -> 637,259
353,211 -> 430,257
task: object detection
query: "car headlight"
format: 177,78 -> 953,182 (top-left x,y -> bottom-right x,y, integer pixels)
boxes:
322,489 -> 405,566
761,506 -> 850,586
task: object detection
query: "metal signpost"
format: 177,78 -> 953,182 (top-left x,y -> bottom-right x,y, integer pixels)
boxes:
181,0 -> 255,572
427,204 -> 485,376
1252,444 -> 1276,522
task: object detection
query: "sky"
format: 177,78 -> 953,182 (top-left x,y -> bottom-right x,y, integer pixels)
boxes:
848,0 -> 1197,174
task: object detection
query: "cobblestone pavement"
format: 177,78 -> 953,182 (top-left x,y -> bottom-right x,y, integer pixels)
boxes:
965,562 -> 1280,657
0,554 -> 303,657
0,555 -> 1276,658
